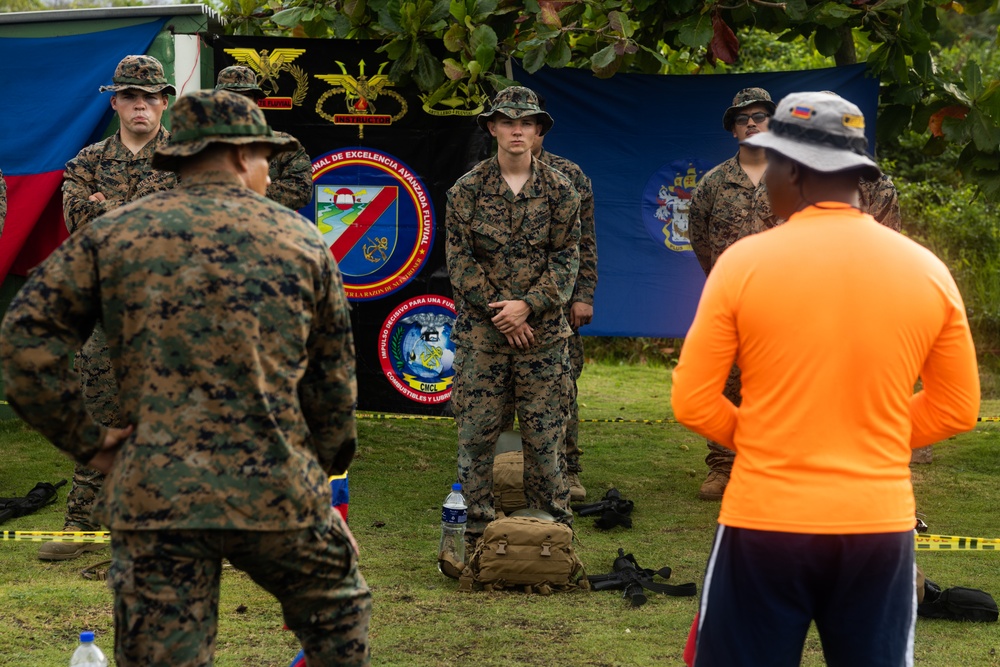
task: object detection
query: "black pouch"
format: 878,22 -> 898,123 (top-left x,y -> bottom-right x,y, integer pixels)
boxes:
918,579 -> 999,622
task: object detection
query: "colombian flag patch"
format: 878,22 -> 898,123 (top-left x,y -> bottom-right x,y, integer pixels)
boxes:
791,106 -> 813,119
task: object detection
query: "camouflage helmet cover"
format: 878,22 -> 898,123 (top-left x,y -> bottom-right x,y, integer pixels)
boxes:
152,89 -> 298,172
216,65 -> 266,100
99,55 -> 177,95
477,86 -> 554,136
722,87 -> 776,131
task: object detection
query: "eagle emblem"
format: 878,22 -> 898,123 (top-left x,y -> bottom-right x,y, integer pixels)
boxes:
223,47 -> 307,99
315,60 -> 407,137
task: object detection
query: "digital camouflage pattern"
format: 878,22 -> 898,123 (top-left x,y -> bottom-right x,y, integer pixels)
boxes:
689,157 -> 903,473
267,130 -> 314,210
445,156 -> 580,352
99,54 -> 176,95
63,127 -> 177,234
0,168 -> 6,237
153,89 -> 296,169
722,87 -> 776,131
215,65 -> 265,96
216,66 -> 314,210
538,147 -> 597,473
446,155 -> 580,538
2,169 -> 358,531
61,125 -> 177,530
453,342 -> 573,537
688,154 -> 776,277
109,524 -> 370,666
477,85 -> 554,135
859,173 -> 902,231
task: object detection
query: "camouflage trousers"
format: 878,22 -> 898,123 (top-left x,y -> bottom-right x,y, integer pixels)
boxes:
565,331 -> 585,474
499,332 -> 585,473
453,340 -> 573,537
65,326 -> 122,529
107,514 -> 371,667
705,363 -> 741,473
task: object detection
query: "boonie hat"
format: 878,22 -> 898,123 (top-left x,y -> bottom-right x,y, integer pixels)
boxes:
477,86 -> 554,136
722,87 -> 776,131
215,65 -> 266,100
152,89 -> 298,172
742,91 -> 881,180
99,55 -> 177,95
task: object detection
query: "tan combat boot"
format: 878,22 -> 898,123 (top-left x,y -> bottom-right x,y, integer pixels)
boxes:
568,472 -> 586,503
698,470 -> 730,501
38,527 -> 107,561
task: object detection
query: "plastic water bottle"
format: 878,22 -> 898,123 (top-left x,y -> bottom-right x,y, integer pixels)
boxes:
69,631 -> 108,666
438,482 -> 467,572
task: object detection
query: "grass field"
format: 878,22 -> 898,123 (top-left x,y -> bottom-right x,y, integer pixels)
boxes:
0,361 -> 998,665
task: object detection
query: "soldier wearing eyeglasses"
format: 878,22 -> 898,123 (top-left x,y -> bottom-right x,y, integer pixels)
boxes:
39,55 -> 178,562
688,87 -> 778,502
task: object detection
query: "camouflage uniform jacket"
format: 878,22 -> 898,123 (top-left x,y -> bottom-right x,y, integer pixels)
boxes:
859,173 -> 902,231
0,171 -> 357,532
688,153 -> 776,276
267,130 -> 313,210
537,148 -> 597,305
62,126 -> 177,233
690,155 -> 902,277
0,168 -> 6,237
446,156 -> 581,352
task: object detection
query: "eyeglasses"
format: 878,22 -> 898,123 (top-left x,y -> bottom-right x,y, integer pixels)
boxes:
734,112 -> 771,126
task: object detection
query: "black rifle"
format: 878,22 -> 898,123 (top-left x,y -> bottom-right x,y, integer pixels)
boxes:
0,480 -> 67,524
571,488 -> 634,529
587,548 -> 697,607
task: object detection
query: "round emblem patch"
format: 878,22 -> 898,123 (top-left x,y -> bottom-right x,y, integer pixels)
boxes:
308,148 -> 434,301
378,295 -> 457,405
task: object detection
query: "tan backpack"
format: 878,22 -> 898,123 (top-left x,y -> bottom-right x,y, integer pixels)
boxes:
458,515 -> 587,594
492,449 -> 527,515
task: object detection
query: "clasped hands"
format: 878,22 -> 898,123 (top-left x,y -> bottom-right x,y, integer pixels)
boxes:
490,300 -> 534,349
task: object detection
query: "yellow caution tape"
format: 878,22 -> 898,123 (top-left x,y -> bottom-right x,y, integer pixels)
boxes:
1,530 -> 996,550
915,533 -> 999,551
0,530 -> 110,543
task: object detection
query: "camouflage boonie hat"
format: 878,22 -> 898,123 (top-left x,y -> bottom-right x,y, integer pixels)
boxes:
216,65 -> 266,100
99,55 -> 177,95
477,86 -> 554,136
722,87 -> 776,131
152,89 -> 298,172
742,91 -> 881,180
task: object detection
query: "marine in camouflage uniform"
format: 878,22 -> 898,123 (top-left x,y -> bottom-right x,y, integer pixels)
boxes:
446,86 -> 581,543
43,55 -> 178,560
535,144 -> 597,502
0,89 -> 370,666
216,65 -> 313,210
689,88 -> 904,500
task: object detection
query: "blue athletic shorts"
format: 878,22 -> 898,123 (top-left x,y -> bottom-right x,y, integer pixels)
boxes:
694,525 -> 916,667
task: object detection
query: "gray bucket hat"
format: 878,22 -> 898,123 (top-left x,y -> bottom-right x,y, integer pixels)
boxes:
216,65 -> 266,100
99,55 -> 177,95
722,87 -> 776,131
152,89 -> 299,172
477,86 -> 554,136
742,91 -> 881,180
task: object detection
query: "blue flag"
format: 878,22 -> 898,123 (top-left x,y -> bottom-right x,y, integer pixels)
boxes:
516,64 -> 879,337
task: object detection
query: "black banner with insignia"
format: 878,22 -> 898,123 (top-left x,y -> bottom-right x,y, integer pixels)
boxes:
213,37 -> 486,415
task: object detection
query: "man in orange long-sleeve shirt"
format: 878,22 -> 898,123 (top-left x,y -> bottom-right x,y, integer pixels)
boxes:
672,91 -> 979,667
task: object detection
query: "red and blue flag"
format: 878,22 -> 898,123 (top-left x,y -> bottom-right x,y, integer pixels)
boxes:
0,20 -> 165,283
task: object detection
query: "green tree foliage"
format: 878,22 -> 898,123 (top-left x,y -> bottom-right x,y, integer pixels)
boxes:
216,0 -> 1000,199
